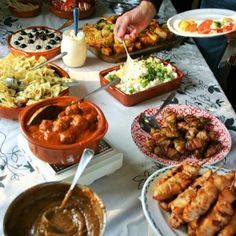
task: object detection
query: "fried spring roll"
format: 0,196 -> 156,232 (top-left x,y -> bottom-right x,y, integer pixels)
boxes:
183,173 -> 234,223
218,213 -> 236,236
182,177 -> 219,223
156,165 -> 183,186
213,172 -> 235,191
187,219 -> 200,236
153,162 -> 200,201
196,187 -> 236,236
169,170 -> 213,228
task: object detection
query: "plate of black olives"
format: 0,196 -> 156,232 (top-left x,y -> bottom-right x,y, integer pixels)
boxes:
8,26 -> 62,59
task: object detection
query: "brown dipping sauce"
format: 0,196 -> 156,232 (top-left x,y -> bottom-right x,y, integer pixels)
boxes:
31,187 -> 101,236
28,101 -> 99,145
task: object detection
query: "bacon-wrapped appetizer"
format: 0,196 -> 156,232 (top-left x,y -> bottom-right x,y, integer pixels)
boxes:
196,187 -> 236,236
146,110 -> 223,161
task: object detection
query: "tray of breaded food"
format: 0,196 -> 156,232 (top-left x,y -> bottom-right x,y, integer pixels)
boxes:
83,15 -> 183,63
141,161 -> 236,236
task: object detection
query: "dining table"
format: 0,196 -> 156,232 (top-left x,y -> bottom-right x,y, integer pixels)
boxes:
1,0 -> 236,235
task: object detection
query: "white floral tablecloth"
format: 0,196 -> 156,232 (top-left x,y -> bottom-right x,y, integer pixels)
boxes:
0,1 -> 236,236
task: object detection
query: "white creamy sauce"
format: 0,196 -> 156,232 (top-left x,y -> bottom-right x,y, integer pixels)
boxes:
61,30 -> 87,68
10,27 -> 61,52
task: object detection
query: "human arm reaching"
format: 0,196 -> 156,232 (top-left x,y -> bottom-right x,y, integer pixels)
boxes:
114,0 -> 162,40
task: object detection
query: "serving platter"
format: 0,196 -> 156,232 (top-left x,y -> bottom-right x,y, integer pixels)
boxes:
141,164 -> 231,236
131,104 -> 231,165
167,8 -> 236,38
88,35 -> 183,63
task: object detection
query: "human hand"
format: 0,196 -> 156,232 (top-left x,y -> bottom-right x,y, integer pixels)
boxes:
114,1 -> 156,40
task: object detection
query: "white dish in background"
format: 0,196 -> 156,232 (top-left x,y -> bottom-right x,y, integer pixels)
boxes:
141,165 -> 231,236
167,8 -> 236,37
131,104 -> 231,166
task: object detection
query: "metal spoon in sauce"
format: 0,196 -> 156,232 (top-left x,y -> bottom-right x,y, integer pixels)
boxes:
60,148 -> 94,209
27,77 -> 121,126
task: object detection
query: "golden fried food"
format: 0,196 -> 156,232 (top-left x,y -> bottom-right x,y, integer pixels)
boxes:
153,162 -> 200,201
169,169 -> 213,228
146,111 -> 222,161
152,162 -> 236,236
83,16 -> 173,56
218,213 -> 236,236
196,187 -> 236,236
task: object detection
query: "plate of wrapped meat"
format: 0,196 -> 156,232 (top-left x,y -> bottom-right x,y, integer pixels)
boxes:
131,104 -> 231,166
141,161 -> 236,236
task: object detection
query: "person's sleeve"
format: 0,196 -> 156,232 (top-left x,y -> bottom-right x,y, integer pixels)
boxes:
141,0 -> 163,11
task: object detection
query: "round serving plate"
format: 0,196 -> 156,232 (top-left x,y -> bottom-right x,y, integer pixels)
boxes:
131,104 -> 231,166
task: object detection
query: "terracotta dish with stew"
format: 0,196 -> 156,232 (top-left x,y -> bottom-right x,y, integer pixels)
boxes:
19,96 -> 108,164
4,182 -> 106,236
49,0 -> 96,19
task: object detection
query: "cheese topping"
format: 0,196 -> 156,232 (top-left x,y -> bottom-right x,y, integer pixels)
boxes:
105,57 -> 178,95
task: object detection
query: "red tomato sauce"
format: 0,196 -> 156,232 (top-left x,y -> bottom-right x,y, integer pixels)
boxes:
28,102 -> 98,145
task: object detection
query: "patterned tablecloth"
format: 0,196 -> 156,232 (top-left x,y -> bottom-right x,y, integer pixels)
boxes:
0,1 -> 236,235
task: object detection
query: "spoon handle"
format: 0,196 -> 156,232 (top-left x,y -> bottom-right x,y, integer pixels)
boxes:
79,77 -> 121,102
31,52 -> 67,71
70,148 -> 94,191
154,91 -> 176,116
56,19 -> 74,31
60,148 -> 94,208
73,7 -> 79,36
122,39 -> 132,61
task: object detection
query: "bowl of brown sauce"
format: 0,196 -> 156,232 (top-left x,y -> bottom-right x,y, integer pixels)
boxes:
4,182 -> 106,236
18,96 -> 108,164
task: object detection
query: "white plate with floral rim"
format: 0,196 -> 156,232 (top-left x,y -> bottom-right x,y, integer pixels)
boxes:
141,165 -> 231,236
131,104 -> 231,166
167,8 -> 236,38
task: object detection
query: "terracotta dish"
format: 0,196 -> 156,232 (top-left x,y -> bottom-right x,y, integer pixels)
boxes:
0,63 -> 69,120
99,58 -> 184,106
8,26 -> 62,59
8,0 -> 42,18
4,182 -> 106,236
19,96 -> 108,164
49,0 -> 96,19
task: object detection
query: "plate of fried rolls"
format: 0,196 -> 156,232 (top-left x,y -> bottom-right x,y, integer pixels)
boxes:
141,161 -> 236,236
131,105 -> 231,165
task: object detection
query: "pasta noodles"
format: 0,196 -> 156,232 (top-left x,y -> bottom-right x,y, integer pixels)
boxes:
0,54 -> 72,108
7,0 -> 39,11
